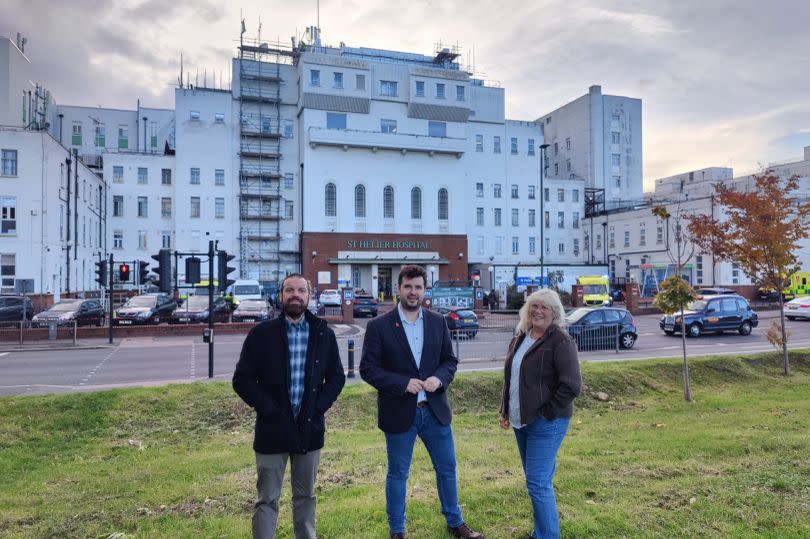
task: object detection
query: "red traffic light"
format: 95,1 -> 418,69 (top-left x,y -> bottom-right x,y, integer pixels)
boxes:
119,263 -> 130,282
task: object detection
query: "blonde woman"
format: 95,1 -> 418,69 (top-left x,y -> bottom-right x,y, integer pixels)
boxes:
499,289 -> 582,539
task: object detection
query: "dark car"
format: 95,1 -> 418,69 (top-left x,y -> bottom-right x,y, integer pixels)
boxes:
353,294 -> 378,318
232,299 -> 273,323
433,306 -> 478,338
0,295 -> 35,325
565,307 -> 638,350
170,295 -> 231,324
695,287 -> 736,297
114,293 -> 176,325
659,294 -> 758,337
33,299 -> 105,327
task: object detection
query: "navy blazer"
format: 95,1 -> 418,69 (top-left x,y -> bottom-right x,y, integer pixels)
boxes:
360,307 -> 458,433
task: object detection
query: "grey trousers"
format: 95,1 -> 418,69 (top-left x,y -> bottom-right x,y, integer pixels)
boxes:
253,450 -> 321,539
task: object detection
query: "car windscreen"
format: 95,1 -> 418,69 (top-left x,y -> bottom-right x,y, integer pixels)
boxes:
50,300 -> 83,311
565,308 -> 593,322
125,296 -> 157,307
185,296 -> 210,310
237,300 -> 266,311
583,284 -> 607,294
455,310 -> 476,318
687,300 -> 708,311
234,285 -> 261,295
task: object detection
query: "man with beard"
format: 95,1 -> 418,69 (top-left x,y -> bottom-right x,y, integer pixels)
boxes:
360,265 -> 485,539
233,273 -> 345,539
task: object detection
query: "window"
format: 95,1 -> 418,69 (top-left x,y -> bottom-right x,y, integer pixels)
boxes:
612,114 -> 621,123
428,121 -> 446,138
476,207 -> 484,226
137,196 -> 148,217
326,112 -> 346,130
381,119 -> 397,134
113,196 -> 124,217
493,136 -> 501,154
544,188 -> 549,201
0,198 -> 16,234
150,121 -> 157,147
511,184 -> 519,199
573,212 -> 580,229
138,230 -> 147,250
161,168 -> 171,185
614,175 -> 621,188
189,110 -> 200,120
554,142 -> 559,155
529,236 -> 536,254
611,131 -> 621,144
356,74 -> 365,90
410,187 -> 422,219
415,81 -> 425,97
113,166 -> 123,183
137,167 -> 148,184
284,119 -> 294,138
596,234 -> 602,249
477,236 -> 485,255
383,186 -> 394,218
557,211 -> 565,228
438,188 -> 449,220
213,112 -> 225,123
95,124 -> 106,147
696,255 -> 703,284
657,224 -> 664,244
72,122 -> 82,145
310,69 -> 320,86
325,183 -> 337,217
512,208 -> 519,226
611,153 -> 621,167
1,150 -> 18,176
456,85 -> 465,101
557,188 -> 565,202
544,211 -> 550,228
609,228 -> 615,248
494,208 -> 502,226
493,183 -> 502,198
355,185 -> 366,218
566,159 -> 571,172
511,137 -> 518,155
475,134 -> 483,152
118,125 -> 128,149
528,185 -> 536,199
639,223 -> 646,245
558,241 -> 565,254
566,137 -> 571,150
495,236 -> 503,255
284,173 -> 294,189
113,231 -> 123,249
162,231 -> 172,249
214,169 -> 225,186
732,263 -> 740,285
380,80 -> 398,97
512,236 -> 519,254
190,168 -> 200,185
436,83 -> 445,99
624,227 -> 630,247
190,197 -> 200,218
573,238 -> 580,256
333,72 -> 343,89
476,182 -> 484,197
572,189 -> 579,202
215,198 -> 225,218
528,209 -> 536,227
554,163 -> 559,175
161,197 -> 171,217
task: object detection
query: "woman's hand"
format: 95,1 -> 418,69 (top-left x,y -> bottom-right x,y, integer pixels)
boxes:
498,415 -> 510,430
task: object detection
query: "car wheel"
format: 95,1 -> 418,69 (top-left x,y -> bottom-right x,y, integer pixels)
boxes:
739,321 -> 752,336
620,333 -> 636,349
787,316 -> 796,321
664,330 -> 675,336
687,323 -> 701,338
467,331 -> 477,339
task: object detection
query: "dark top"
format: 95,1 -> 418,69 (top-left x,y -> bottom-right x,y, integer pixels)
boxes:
233,310 -> 346,454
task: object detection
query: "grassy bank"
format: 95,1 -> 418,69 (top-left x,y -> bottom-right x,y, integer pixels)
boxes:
1,352 -> 809,538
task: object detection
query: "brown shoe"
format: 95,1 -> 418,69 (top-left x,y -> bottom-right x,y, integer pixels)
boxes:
448,523 -> 485,538
390,533 -> 408,539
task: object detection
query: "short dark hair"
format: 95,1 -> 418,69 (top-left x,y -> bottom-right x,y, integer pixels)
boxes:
398,264 -> 427,287
280,273 -> 312,294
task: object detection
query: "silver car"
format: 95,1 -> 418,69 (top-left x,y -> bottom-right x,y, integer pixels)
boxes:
784,296 -> 810,320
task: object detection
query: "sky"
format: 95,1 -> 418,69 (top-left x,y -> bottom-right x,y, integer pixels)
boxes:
3,0 -> 810,189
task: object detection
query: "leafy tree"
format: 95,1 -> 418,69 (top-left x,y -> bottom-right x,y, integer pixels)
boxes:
688,171 -> 810,376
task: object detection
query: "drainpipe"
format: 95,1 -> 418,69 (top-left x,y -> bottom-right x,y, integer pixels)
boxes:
65,155 -> 72,292
74,149 -> 79,261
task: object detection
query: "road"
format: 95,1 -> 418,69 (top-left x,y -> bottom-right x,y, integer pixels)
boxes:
1,312 -> 808,397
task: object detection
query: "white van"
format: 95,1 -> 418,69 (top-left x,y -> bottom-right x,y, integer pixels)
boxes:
227,280 -> 263,307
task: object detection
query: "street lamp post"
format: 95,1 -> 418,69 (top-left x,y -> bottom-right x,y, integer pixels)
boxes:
539,143 -> 551,287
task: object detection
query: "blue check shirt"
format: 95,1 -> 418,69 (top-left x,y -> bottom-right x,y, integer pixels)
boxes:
285,316 -> 309,418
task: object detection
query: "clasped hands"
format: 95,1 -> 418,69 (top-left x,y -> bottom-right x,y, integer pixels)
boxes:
406,376 -> 442,394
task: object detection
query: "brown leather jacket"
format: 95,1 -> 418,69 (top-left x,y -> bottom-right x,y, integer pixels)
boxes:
500,323 -> 582,425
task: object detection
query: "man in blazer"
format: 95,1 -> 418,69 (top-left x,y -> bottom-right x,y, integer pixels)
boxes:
233,274 -> 345,539
360,265 -> 484,539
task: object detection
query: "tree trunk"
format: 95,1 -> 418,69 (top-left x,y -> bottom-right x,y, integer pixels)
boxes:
778,294 -> 790,376
680,306 -> 692,401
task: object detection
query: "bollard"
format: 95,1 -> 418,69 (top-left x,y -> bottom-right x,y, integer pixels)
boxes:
347,339 -> 355,378
73,320 -> 78,346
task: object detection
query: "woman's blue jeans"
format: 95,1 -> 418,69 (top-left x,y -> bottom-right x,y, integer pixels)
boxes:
513,416 -> 570,539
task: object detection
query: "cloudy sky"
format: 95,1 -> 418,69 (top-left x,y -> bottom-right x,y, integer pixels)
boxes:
3,0 -> 810,189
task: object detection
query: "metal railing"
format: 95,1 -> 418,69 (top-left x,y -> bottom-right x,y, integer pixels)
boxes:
569,323 -> 625,353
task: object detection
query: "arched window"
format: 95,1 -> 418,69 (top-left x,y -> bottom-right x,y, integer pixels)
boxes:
383,186 -> 394,219
438,188 -> 448,220
411,187 -> 422,219
325,183 -> 336,217
354,184 -> 366,218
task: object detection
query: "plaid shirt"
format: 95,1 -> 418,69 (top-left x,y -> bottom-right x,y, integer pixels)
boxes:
285,316 -> 309,418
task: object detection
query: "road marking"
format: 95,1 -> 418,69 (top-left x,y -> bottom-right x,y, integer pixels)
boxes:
78,348 -> 118,386
190,341 -> 196,379
0,352 -> 8,357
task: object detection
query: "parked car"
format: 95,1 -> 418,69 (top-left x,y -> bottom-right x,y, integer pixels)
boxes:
232,299 -> 273,323
319,289 -> 341,306
226,279 -> 263,307
565,307 -> 637,350
33,299 -> 105,327
0,296 -> 35,325
353,294 -> 378,317
114,294 -> 176,325
695,287 -> 736,297
757,287 -> 781,302
784,296 -> 810,320
433,306 -> 478,338
659,294 -> 758,337
170,295 -> 231,324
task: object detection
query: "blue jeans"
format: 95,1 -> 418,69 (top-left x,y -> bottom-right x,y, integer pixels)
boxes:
384,406 -> 464,534
514,416 -> 570,539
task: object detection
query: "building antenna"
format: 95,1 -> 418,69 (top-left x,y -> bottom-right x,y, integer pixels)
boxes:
317,0 -> 320,29
179,52 -> 184,88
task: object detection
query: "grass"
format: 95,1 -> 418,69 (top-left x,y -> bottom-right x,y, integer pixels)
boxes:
1,352 -> 809,538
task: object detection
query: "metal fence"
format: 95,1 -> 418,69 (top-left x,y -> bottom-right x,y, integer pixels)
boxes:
568,323 -> 625,353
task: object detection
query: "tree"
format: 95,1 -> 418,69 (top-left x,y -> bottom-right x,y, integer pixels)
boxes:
651,203 -> 697,401
687,171 -> 810,376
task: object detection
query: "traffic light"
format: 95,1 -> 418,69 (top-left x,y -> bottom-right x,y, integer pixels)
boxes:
119,263 -> 130,282
185,257 -> 201,284
138,260 -> 149,285
95,259 -> 107,287
151,249 -> 173,293
217,250 -> 236,293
